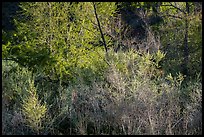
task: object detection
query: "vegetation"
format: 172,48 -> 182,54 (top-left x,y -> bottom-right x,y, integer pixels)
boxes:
2,2 -> 202,135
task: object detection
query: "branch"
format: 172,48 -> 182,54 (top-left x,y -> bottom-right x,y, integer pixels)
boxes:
160,14 -> 183,20
2,58 -> 27,68
92,2 -> 108,53
169,2 -> 186,13
160,2 -> 186,14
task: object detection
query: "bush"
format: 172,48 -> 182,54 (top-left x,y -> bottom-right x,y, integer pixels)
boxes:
21,79 -> 47,134
2,50 -> 202,135
2,60 -> 49,135
60,50 -> 202,135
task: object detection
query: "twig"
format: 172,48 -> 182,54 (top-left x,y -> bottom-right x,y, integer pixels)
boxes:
171,117 -> 183,129
169,2 -> 186,13
160,14 -> 183,20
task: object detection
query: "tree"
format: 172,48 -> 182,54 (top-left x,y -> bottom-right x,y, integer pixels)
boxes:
155,2 -> 201,78
3,2 -> 117,82
182,2 -> 190,76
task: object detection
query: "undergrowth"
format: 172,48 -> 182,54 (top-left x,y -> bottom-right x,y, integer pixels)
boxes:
2,50 -> 202,135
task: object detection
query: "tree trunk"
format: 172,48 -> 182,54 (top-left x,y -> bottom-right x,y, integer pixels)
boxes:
182,2 -> 189,77
179,3 -> 190,134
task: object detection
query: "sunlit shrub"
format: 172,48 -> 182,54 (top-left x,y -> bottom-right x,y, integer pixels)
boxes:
21,79 -> 47,134
66,50 -> 202,135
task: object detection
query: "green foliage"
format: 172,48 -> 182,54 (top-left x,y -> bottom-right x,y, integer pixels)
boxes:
65,50 -> 201,135
165,72 -> 185,88
5,2 -> 117,83
157,2 -> 202,78
2,49 -> 202,135
153,50 -> 166,68
187,12 -> 202,78
2,60 -> 34,108
2,2 -> 202,135
21,79 -> 47,134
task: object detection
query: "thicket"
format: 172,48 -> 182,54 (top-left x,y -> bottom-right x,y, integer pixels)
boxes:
2,2 -> 202,135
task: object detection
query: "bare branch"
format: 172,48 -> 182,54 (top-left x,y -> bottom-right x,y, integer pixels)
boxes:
92,2 -> 108,53
169,2 -> 186,13
160,14 -> 183,20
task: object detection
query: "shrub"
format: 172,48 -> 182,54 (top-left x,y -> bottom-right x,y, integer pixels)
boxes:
21,79 -> 47,134
2,50 -> 202,135
2,60 -> 49,135
62,50 -> 202,135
